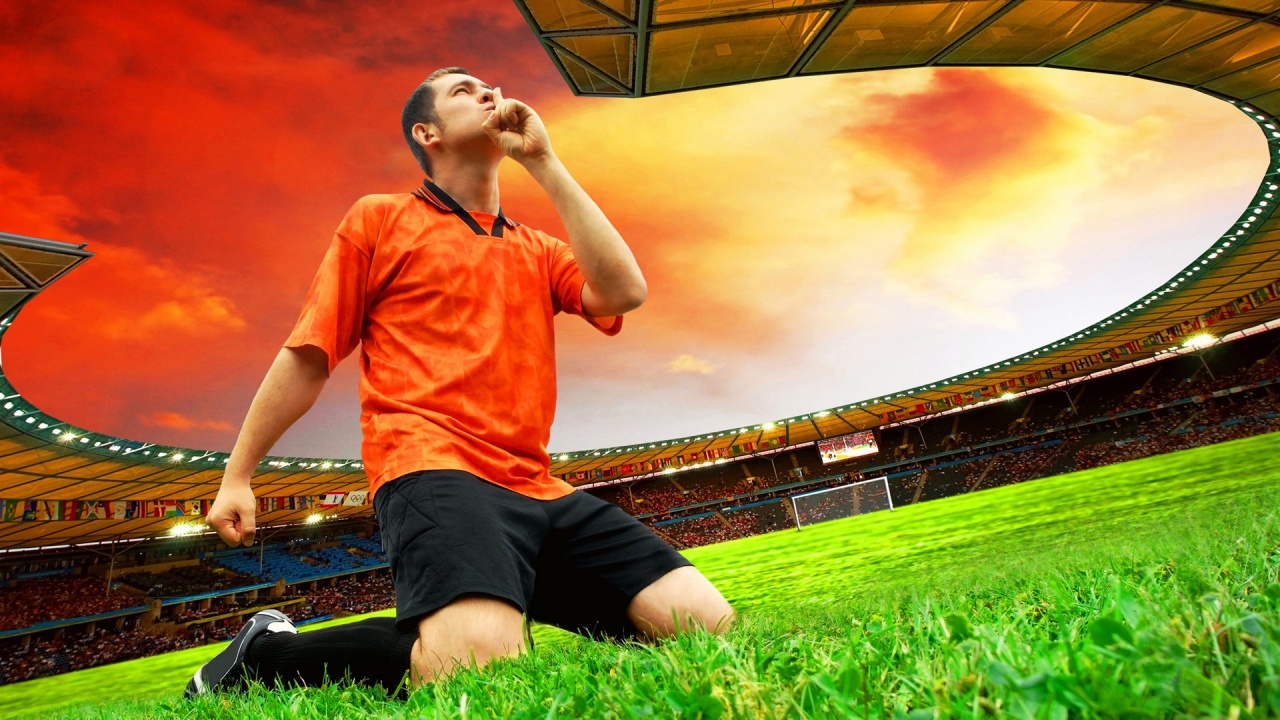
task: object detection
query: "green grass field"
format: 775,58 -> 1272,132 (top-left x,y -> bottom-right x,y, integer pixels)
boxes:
3,431 -> 1279,719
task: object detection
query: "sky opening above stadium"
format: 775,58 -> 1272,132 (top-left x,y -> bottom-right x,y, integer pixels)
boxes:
0,0 -> 1267,458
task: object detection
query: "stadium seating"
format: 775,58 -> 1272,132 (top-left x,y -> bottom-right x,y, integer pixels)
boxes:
208,535 -> 387,582
2,327 -> 1277,681
659,514 -> 737,548
0,576 -> 145,632
308,570 -> 395,616
120,563 -> 257,598
0,621 -> 194,684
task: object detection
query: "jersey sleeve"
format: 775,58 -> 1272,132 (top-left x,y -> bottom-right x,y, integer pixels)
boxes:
547,236 -> 624,337
284,202 -> 375,375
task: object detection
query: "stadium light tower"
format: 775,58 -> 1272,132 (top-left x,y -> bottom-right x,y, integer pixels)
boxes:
1056,388 -> 1078,415
77,533 -> 131,599
903,422 -> 928,449
1183,334 -> 1219,381
763,453 -> 780,486
257,524 -> 296,577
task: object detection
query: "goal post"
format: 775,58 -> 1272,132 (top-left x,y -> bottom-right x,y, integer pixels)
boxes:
789,476 -> 895,530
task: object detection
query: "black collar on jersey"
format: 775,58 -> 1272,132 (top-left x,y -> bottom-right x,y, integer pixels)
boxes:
415,178 -> 514,238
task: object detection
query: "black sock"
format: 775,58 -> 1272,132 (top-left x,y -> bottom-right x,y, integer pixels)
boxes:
246,617 -> 416,698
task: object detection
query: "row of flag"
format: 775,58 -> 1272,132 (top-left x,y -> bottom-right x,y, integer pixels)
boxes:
876,280 -> 1280,424
559,437 -> 787,481
0,491 -> 369,522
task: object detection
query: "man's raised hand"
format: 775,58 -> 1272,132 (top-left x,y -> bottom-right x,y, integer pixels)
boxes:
482,87 -> 552,165
207,482 -> 258,547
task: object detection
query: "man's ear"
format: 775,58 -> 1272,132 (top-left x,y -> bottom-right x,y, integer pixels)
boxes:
413,122 -> 440,151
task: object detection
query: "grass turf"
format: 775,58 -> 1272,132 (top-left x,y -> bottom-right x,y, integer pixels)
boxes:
2,430 -> 1278,718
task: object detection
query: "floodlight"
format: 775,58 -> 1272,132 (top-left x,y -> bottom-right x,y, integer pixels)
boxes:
1183,334 -> 1216,349
170,522 -> 204,537
306,514 -> 324,525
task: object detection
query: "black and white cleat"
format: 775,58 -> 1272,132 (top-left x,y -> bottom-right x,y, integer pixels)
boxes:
184,609 -> 297,697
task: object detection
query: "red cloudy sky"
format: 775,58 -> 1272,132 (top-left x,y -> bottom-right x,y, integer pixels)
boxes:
0,0 -> 1267,459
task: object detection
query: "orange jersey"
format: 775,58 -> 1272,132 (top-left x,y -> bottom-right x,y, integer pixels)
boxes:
284,181 -> 622,500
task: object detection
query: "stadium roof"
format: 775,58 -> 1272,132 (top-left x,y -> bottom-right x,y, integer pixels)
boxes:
3,5 -> 1280,549
514,0 -> 1280,99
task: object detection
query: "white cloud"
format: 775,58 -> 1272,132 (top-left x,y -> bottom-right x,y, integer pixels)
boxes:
667,354 -> 717,375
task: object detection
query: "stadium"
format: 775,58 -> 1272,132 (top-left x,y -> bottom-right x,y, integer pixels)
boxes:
2,0 -> 1280,717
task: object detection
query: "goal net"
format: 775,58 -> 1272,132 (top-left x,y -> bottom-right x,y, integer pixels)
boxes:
789,476 -> 894,530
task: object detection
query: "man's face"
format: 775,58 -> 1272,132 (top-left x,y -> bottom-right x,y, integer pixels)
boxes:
431,73 -> 497,145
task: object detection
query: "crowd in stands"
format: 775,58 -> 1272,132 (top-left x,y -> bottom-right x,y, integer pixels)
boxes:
649,376 -> 1277,541
591,347 -> 1280,530
0,594 -> 332,684
0,621 -> 197,684
166,596 -> 259,624
794,493 -> 849,526
966,440 -> 1075,492
723,503 -> 791,538
0,576 -> 143,632
0,535 -> 389,684
182,623 -> 237,645
667,477 -> 760,507
0,558 -> 84,583
307,571 -> 395,617
1097,355 -> 1280,416
210,535 -> 386,581
658,500 -> 796,548
921,393 -> 1279,495
290,599 -> 323,623
1074,404 -> 1280,471
599,473 -> 769,517
121,562 -> 256,598
660,515 -> 738,548
720,511 -> 758,539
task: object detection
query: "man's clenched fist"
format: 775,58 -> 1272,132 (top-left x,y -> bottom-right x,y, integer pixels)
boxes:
207,482 -> 258,547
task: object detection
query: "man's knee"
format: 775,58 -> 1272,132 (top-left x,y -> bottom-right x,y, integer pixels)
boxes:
412,594 -> 526,685
627,566 -> 735,641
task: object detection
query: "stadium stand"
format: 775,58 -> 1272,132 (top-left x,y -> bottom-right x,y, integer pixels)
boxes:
0,576 -> 145,632
207,533 -> 386,582
0,622 -> 194,684
583,331 -> 1280,537
722,501 -> 791,537
307,570 -> 395,617
1,326 -> 1276,682
119,563 -> 256,597
658,514 -> 737,548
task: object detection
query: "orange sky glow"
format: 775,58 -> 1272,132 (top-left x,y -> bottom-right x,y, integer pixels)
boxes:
0,1 -> 1267,457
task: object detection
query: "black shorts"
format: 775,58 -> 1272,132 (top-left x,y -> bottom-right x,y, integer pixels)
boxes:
373,469 -> 693,641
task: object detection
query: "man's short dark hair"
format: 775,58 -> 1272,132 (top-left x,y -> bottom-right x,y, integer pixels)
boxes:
402,66 -> 469,177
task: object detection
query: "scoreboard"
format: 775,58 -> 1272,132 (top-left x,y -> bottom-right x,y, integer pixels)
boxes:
817,430 -> 879,464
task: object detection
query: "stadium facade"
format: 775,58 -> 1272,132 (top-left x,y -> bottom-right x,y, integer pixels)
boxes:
3,1 -> 1280,550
